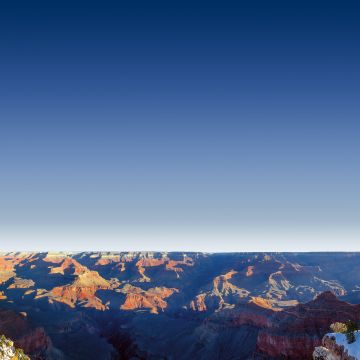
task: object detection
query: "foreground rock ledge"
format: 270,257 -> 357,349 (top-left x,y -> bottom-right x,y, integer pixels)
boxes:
0,334 -> 30,360
313,331 -> 360,360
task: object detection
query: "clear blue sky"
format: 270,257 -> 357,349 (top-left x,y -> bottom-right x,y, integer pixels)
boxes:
1,1 -> 359,251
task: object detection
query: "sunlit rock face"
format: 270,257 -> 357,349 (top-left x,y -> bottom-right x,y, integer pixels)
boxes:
119,284 -> 178,314
1,252 -> 360,359
0,253 -> 38,286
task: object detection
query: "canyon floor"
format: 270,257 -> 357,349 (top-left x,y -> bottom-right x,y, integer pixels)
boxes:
1,252 -> 360,359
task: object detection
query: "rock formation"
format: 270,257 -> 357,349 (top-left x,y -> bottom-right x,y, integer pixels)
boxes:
38,269 -> 111,310
0,309 -> 51,359
189,270 -> 249,311
119,284 -> 178,314
0,334 -> 30,360
313,332 -> 360,360
256,292 -> 360,359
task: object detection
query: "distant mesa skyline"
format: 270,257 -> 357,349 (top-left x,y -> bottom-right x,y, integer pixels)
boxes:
0,1 -> 359,250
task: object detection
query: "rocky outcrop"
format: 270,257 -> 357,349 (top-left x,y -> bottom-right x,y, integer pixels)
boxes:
48,257 -> 87,275
95,254 -> 121,266
258,331 -> 321,359
119,284 -> 178,314
313,332 -> 360,360
190,293 -> 207,312
165,255 -> 194,277
266,270 -> 293,300
246,265 -> 254,277
211,301 -> 273,328
0,309 -> 51,359
0,253 -> 37,285
135,254 -> 194,282
37,269 -> 111,310
0,334 -> 30,360
42,252 -> 68,264
250,296 -> 281,310
189,270 -> 250,312
313,346 -> 340,360
8,278 -> 35,289
256,292 -> 360,359
313,277 -> 347,297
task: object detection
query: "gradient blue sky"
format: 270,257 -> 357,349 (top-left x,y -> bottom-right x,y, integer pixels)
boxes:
1,1 -> 359,251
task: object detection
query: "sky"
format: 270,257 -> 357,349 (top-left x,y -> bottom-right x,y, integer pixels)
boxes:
0,1 -> 359,251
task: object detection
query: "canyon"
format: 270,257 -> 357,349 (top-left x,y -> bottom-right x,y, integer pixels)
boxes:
1,252 -> 360,359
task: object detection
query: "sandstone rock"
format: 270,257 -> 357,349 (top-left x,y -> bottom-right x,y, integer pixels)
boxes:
190,270 -> 250,312
119,284 -> 178,314
38,266 -> 111,310
256,292 -> 360,359
8,278 -> 35,289
48,257 -> 87,275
